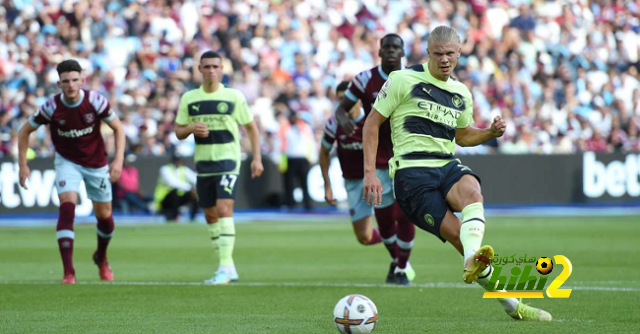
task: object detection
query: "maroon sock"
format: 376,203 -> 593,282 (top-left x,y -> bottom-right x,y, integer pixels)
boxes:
374,204 -> 398,260
96,215 -> 115,262
56,202 -> 75,276
366,228 -> 382,245
395,203 -> 415,269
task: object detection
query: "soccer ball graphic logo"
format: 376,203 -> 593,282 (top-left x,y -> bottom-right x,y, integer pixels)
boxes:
536,257 -> 553,275
333,294 -> 378,334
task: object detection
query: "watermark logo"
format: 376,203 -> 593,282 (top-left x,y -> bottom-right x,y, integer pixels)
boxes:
482,255 -> 572,299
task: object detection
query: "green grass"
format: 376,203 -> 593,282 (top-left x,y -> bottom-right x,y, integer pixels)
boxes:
1,216 -> 639,333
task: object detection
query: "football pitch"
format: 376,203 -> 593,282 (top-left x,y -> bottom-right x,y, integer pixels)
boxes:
1,216 -> 639,333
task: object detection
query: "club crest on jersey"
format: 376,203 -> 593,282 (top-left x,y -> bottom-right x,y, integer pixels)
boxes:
59,180 -> 66,187
379,78 -> 392,99
83,113 -> 95,123
452,95 -> 463,108
58,120 -> 66,125
217,102 -> 229,113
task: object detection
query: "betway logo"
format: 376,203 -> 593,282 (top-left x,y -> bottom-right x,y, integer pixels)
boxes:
0,162 -> 93,215
583,152 -> 640,198
57,126 -> 93,138
339,142 -> 363,150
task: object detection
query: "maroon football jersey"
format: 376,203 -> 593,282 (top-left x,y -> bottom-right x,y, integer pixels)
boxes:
345,65 -> 395,169
321,113 -> 366,179
30,90 -> 115,168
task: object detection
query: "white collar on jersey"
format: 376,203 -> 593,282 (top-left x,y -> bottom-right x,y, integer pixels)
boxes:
60,90 -> 85,108
377,65 -> 389,80
378,65 -> 405,80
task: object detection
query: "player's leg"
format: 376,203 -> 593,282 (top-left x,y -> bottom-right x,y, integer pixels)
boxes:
57,192 -> 78,284
196,176 -> 223,284
439,210 -> 551,320
345,179 -> 381,246
382,168 -> 416,281
352,216 -> 379,245
393,168 -> 449,285
443,163 -> 488,284
204,174 -> 239,285
441,166 -> 552,321
92,201 -> 114,281
83,164 -> 115,281
372,180 -> 398,277
216,198 -> 236,280
53,155 -> 83,284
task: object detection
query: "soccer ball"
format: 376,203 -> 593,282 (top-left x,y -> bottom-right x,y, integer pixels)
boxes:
536,257 -> 554,275
333,294 -> 378,334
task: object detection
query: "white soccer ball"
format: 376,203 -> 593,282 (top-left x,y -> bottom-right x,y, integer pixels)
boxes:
333,294 -> 378,334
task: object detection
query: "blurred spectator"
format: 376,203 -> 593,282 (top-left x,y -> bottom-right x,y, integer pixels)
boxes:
153,153 -> 198,222
1,0 -> 640,161
114,154 -> 152,214
276,111 -> 316,210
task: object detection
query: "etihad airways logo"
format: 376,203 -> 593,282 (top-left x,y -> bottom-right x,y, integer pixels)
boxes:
57,126 -> 94,138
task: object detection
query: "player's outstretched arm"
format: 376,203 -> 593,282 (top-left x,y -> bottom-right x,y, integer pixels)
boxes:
17,122 -> 37,189
243,120 -> 264,179
456,116 -> 506,147
362,109 -> 387,206
105,116 -> 125,183
318,145 -> 336,206
335,97 -> 358,136
175,123 -> 209,140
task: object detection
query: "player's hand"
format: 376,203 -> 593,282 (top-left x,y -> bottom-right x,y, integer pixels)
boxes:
336,109 -> 357,136
324,185 -> 337,206
19,165 -> 30,190
363,172 -> 382,206
108,159 -> 123,183
250,158 -> 264,179
192,122 -> 210,138
491,116 -> 506,138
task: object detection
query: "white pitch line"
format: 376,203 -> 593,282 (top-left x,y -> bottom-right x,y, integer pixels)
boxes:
1,280 -> 639,292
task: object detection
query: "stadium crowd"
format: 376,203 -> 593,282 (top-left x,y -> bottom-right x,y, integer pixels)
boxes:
1,0 -> 640,161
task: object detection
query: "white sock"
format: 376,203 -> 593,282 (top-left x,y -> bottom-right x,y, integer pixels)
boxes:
460,203 -> 485,264
475,266 -> 518,313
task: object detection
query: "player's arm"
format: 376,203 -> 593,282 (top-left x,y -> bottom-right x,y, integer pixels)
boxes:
18,122 -> 38,189
105,116 -> 125,182
362,73 -> 402,206
175,95 -> 208,140
243,120 -> 264,179
362,109 -> 388,206
175,123 -> 209,139
334,97 -> 358,136
319,141 -> 336,206
456,116 -> 506,147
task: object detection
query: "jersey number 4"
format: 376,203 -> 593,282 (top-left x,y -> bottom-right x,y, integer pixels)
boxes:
100,179 -> 107,190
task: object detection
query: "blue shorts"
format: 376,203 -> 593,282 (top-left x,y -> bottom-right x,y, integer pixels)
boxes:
54,153 -> 111,202
394,161 -> 480,242
344,169 -> 395,223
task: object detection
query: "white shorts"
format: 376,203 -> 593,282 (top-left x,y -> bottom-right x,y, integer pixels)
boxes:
344,169 -> 395,223
54,153 -> 112,202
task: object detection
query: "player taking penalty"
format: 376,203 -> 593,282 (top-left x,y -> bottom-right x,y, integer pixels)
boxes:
363,26 -> 552,321
175,51 -> 264,285
18,60 -> 125,284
